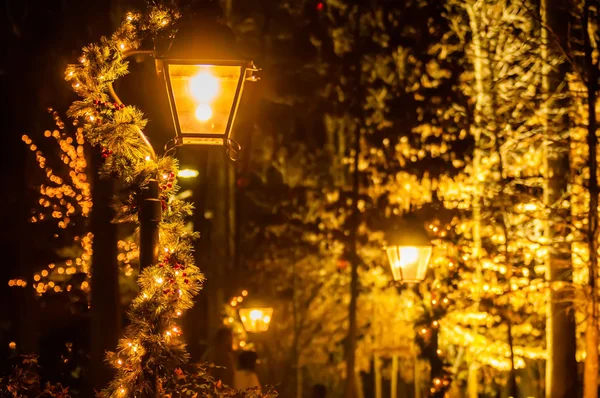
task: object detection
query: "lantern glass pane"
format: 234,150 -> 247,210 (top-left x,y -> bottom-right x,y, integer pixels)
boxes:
239,307 -> 273,333
386,245 -> 432,283
167,64 -> 242,144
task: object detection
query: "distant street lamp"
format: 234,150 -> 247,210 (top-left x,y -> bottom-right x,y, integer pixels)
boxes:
385,218 -> 433,283
238,301 -> 274,333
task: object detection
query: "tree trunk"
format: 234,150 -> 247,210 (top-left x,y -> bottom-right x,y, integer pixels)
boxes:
344,123 -> 361,398
582,0 -> 599,396
90,150 -> 121,392
465,5 -> 488,397
206,149 -> 231,342
541,0 -> 579,396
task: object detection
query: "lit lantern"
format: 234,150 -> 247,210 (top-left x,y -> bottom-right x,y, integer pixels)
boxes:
385,217 -> 433,283
238,307 -> 274,333
156,8 -> 257,147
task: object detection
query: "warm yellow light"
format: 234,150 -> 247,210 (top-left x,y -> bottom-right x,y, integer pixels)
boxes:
386,245 -> 432,283
189,71 -> 220,103
239,307 -> 274,333
399,247 -> 419,265
195,104 -> 213,122
249,309 -> 263,321
9,341 -> 16,349
178,169 -> 199,178
166,63 -> 245,144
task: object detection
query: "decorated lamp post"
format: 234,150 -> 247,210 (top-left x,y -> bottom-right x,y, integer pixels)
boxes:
385,219 -> 433,283
106,10 -> 257,271
63,4 -> 262,395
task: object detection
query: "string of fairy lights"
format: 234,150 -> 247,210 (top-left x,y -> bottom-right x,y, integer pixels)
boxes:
11,111 -> 139,300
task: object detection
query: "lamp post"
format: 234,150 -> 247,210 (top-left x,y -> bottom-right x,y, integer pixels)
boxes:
106,8 -> 256,271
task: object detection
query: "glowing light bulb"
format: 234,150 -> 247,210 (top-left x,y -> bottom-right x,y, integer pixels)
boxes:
249,309 -> 263,321
195,104 -> 213,122
155,277 -> 164,285
399,247 -> 419,266
189,71 -> 219,102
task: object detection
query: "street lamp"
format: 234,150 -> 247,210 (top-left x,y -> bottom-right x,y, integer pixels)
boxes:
157,60 -> 255,147
155,11 -> 257,149
385,218 -> 433,283
238,302 -> 273,333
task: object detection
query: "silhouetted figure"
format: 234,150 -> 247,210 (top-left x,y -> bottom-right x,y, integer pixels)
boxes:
235,350 -> 261,391
312,384 -> 326,398
202,328 -> 236,387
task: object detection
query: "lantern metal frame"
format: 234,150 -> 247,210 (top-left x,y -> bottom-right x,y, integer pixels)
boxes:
156,57 -> 257,147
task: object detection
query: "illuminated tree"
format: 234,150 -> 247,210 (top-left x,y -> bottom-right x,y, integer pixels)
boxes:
16,110 -> 139,303
19,111 -> 93,301
233,0 -> 467,396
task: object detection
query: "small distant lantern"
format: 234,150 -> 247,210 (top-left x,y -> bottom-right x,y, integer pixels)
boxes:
239,307 -> 273,333
155,6 -> 257,147
385,217 -> 433,283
